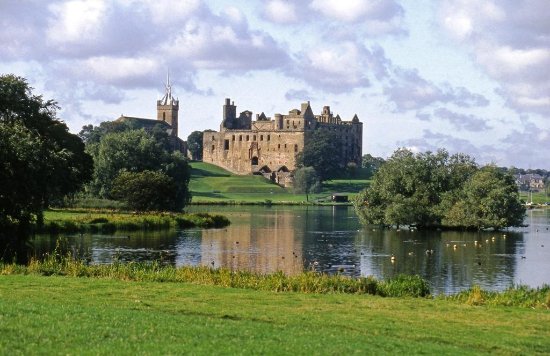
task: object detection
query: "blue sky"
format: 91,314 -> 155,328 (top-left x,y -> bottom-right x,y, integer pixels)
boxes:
1,0 -> 548,168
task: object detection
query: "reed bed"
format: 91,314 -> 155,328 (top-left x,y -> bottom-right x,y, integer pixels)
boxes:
445,284 -> 550,309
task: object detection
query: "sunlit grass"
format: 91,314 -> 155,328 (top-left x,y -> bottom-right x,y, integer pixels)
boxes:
0,274 -> 549,354
189,161 -> 371,204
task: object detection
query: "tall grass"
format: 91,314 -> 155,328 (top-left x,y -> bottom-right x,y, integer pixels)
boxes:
39,209 -> 230,233
2,253 -> 548,307
0,249 -> 428,298
446,284 -> 550,309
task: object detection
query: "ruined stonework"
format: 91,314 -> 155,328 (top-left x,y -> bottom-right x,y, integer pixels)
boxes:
203,99 -> 362,185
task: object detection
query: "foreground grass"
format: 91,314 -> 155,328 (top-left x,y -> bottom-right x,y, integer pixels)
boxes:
189,161 -> 370,204
0,274 -> 549,354
40,209 -> 230,233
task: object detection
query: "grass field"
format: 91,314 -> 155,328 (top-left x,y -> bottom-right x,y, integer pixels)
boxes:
1,274 -> 549,354
519,190 -> 550,205
189,161 -> 370,204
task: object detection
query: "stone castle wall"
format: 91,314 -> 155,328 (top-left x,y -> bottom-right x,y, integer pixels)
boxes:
203,99 -> 363,183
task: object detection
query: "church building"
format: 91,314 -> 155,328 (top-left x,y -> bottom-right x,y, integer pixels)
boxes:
116,76 -> 186,153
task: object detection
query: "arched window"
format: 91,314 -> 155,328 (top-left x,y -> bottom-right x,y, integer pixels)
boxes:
251,157 -> 259,165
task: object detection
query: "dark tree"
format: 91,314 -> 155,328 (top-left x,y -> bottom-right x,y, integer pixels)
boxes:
0,74 -> 93,237
296,129 -> 343,181
293,166 -> 321,201
187,130 -> 204,160
111,171 -> 177,211
361,154 -> 385,178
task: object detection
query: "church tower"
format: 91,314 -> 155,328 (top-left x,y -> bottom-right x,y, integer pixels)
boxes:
157,74 -> 179,137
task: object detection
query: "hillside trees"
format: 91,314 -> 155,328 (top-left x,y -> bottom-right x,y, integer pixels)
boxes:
354,148 -> 525,230
0,75 -> 92,236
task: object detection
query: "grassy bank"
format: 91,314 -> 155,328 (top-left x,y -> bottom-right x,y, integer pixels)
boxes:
39,209 -> 230,233
0,274 -> 549,354
189,161 -> 370,204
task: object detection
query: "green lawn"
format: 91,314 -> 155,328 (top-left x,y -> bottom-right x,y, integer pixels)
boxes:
189,161 -> 370,204
519,190 -> 550,204
1,275 -> 549,354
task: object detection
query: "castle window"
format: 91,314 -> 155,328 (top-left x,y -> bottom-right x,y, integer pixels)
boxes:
246,135 -> 249,141
162,112 -> 166,121
224,139 -> 229,150
253,135 -> 256,141
232,135 -> 235,141
294,144 -> 298,152
211,145 -> 215,152
284,144 -> 287,149
260,135 -> 263,141
212,135 -> 215,141
278,144 -> 281,149
239,135 -> 242,141
267,135 -> 270,141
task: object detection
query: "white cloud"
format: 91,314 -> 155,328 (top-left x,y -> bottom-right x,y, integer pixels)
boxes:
309,0 -> 401,23
264,0 -> 297,24
47,0 -> 107,44
440,0 -> 550,115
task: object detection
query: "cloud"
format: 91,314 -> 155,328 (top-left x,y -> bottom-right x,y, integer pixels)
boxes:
384,68 -> 489,112
439,0 -> 550,115
309,0 -> 403,23
264,0 -> 298,24
289,42 -> 393,93
285,89 -> 313,101
433,108 -> 490,131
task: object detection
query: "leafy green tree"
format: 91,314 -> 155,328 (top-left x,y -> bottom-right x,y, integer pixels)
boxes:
163,152 -> 192,210
187,130 -> 203,160
442,166 -> 525,230
354,148 -> 524,230
296,129 -> 343,181
85,127 -> 192,210
89,129 -> 169,197
361,154 -> 385,178
111,171 -> 177,211
293,167 -> 321,201
0,74 -> 92,236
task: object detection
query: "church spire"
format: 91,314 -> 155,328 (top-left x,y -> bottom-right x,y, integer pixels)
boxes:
160,70 -> 177,106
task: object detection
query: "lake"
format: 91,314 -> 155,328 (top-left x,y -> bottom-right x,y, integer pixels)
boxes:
29,205 -> 550,294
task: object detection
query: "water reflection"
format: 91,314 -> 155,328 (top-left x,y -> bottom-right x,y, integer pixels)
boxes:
22,206 -> 550,294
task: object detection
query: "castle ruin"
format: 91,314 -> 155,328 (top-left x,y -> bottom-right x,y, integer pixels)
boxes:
203,99 -> 362,186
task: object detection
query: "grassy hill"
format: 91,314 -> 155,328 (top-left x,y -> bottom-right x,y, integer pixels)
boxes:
189,161 -> 370,204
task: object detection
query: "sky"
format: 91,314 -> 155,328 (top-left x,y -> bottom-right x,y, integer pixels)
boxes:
1,0 -> 549,169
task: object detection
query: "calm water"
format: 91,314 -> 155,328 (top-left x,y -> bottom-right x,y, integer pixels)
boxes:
28,206 -> 550,294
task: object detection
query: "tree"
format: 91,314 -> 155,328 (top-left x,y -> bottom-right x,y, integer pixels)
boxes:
187,131 -> 204,160
353,148 -> 524,230
111,171 -> 178,211
361,154 -> 385,178
442,166 -> 525,230
296,129 -> 343,181
89,129 -> 169,198
84,126 -> 192,210
0,75 -> 93,236
293,167 -> 321,201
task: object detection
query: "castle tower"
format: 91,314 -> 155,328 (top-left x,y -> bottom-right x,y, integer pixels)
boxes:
157,73 -> 179,137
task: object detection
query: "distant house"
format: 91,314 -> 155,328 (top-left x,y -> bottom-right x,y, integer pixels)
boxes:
515,174 -> 545,191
